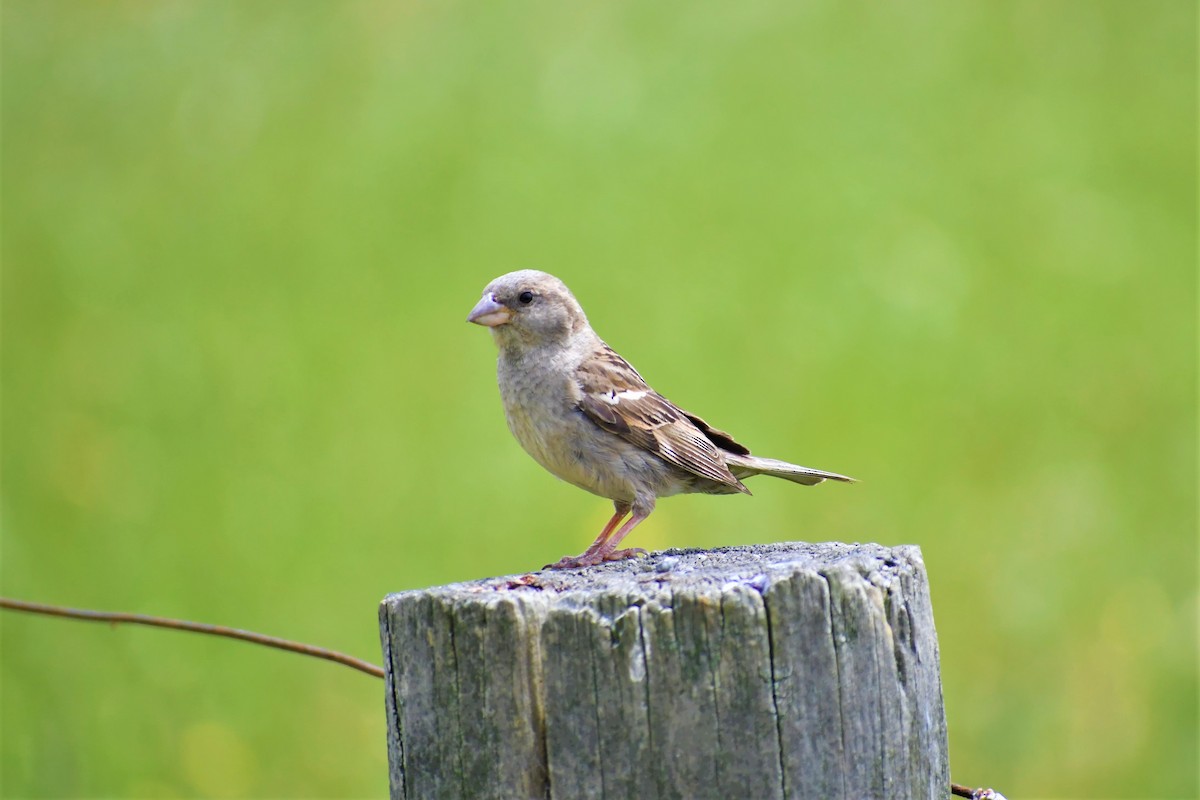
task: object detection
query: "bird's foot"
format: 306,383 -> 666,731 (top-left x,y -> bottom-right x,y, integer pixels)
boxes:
602,547 -> 646,562
543,553 -> 605,570
543,547 -> 648,570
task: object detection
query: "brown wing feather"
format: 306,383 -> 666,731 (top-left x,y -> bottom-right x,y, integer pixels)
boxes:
576,344 -> 749,491
682,412 -> 751,456
576,343 -> 651,392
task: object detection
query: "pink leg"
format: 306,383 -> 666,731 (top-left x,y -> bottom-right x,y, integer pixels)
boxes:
596,511 -> 650,562
544,504 -> 631,570
584,507 -> 630,554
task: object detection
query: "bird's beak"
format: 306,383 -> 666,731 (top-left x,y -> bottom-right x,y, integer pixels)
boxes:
467,293 -> 513,327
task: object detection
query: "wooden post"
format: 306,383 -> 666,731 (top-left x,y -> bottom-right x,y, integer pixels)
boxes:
379,542 -> 949,800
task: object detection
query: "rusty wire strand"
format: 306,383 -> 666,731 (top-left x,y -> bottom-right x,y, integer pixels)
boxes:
0,596 -> 385,679
951,781 -> 1006,799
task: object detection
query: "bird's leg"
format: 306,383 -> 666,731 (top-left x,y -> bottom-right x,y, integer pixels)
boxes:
596,496 -> 654,563
596,511 -> 649,562
581,503 -> 631,557
544,502 -> 630,570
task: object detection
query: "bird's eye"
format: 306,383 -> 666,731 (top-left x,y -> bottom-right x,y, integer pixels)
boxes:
517,291 -> 534,305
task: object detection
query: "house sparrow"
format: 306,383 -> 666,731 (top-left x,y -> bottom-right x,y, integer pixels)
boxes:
468,270 -> 854,569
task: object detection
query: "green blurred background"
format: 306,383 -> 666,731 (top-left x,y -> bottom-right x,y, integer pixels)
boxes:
2,1 -> 1195,797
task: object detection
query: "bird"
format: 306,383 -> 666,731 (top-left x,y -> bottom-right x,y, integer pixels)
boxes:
467,270 -> 854,569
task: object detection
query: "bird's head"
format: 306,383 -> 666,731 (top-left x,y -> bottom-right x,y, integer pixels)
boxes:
467,270 -> 591,350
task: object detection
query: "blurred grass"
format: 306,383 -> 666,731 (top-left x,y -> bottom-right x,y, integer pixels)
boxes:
1,1 -> 1195,797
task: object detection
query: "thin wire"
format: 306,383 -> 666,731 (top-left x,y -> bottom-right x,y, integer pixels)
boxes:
0,596 -> 385,679
951,782 -> 1004,799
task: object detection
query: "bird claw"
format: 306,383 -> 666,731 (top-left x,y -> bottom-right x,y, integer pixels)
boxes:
602,547 -> 646,562
542,547 -> 647,570
543,553 -> 605,570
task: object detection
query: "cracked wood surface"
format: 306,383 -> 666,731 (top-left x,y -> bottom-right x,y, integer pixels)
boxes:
379,542 -> 949,800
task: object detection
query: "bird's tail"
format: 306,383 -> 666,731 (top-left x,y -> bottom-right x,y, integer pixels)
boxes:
724,453 -> 856,486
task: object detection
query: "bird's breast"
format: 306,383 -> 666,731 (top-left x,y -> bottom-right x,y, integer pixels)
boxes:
495,352 -> 637,500
498,359 -> 580,462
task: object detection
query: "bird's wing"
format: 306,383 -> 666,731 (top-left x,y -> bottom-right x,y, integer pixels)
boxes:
576,344 -> 749,492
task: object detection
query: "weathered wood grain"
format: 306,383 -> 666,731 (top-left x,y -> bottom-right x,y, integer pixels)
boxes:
380,542 -> 948,800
